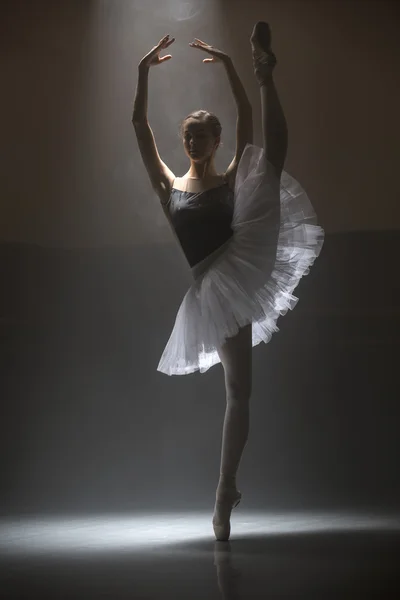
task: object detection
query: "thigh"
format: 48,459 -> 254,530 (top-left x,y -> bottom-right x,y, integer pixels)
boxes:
217,324 -> 253,398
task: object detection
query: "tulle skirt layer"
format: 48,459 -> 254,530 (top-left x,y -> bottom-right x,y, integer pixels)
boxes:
157,144 -> 325,376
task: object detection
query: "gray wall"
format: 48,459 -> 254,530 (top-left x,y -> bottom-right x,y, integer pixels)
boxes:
1,232 -> 398,514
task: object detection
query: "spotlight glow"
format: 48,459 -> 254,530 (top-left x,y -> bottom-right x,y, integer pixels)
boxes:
1,511 -> 399,557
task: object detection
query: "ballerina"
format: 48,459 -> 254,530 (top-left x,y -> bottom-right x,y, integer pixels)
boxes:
132,22 -> 324,541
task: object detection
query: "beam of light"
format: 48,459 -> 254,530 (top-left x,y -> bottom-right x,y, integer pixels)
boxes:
169,1 -> 204,22
1,511 -> 399,557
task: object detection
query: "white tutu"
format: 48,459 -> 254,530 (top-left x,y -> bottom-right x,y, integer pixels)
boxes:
157,143 -> 325,376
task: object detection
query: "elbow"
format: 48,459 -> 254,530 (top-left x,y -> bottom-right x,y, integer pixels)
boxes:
132,115 -> 148,127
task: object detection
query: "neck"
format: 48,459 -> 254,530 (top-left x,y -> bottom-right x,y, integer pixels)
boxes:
187,158 -> 218,180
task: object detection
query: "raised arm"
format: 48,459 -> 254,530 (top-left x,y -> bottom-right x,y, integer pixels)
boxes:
251,22 -> 288,179
188,39 -> 253,185
223,57 -> 253,180
132,35 -> 176,205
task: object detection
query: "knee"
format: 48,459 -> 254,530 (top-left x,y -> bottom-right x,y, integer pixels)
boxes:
226,381 -> 252,407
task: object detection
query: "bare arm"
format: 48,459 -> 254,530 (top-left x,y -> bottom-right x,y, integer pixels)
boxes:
188,40 -> 253,185
132,63 -> 149,123
132,36 -> 175,204
223,57 -> 253,180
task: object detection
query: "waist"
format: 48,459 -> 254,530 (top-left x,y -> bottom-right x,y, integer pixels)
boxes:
176,224 -> 233,268
191,235 -> 233,280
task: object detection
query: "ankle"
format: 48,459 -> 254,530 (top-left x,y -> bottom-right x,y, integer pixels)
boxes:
218,473 -> 237,488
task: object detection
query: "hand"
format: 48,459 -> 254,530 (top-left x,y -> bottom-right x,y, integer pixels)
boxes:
139,34 -> 175,69
189,38 -> 230,64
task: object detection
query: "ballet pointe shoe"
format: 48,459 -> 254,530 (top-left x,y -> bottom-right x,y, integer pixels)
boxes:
212,487 -> 242,542
250,21 -> 272,55
250,21 -> 277,85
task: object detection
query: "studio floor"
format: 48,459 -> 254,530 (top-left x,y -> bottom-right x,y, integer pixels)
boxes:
1,510 -> 399,598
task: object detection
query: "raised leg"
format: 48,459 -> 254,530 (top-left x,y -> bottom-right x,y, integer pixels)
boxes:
250,22 -> 288,175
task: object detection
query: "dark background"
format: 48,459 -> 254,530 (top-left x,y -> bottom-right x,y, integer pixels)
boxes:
1,0 -> 399,515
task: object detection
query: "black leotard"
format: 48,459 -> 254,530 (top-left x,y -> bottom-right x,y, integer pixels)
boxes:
167,182 -> 234,267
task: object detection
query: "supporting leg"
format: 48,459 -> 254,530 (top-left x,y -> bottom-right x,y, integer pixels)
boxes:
213,324 -> 252,541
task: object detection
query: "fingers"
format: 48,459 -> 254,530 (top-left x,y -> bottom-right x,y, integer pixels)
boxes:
157,35 -> 175,49
149,35 -> 174,60
192,38 -> 211,48
189,41 -> 208,52
158,34 -> 170,46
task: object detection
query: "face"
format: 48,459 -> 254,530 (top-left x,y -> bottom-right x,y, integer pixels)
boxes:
182,118 -> 220,163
